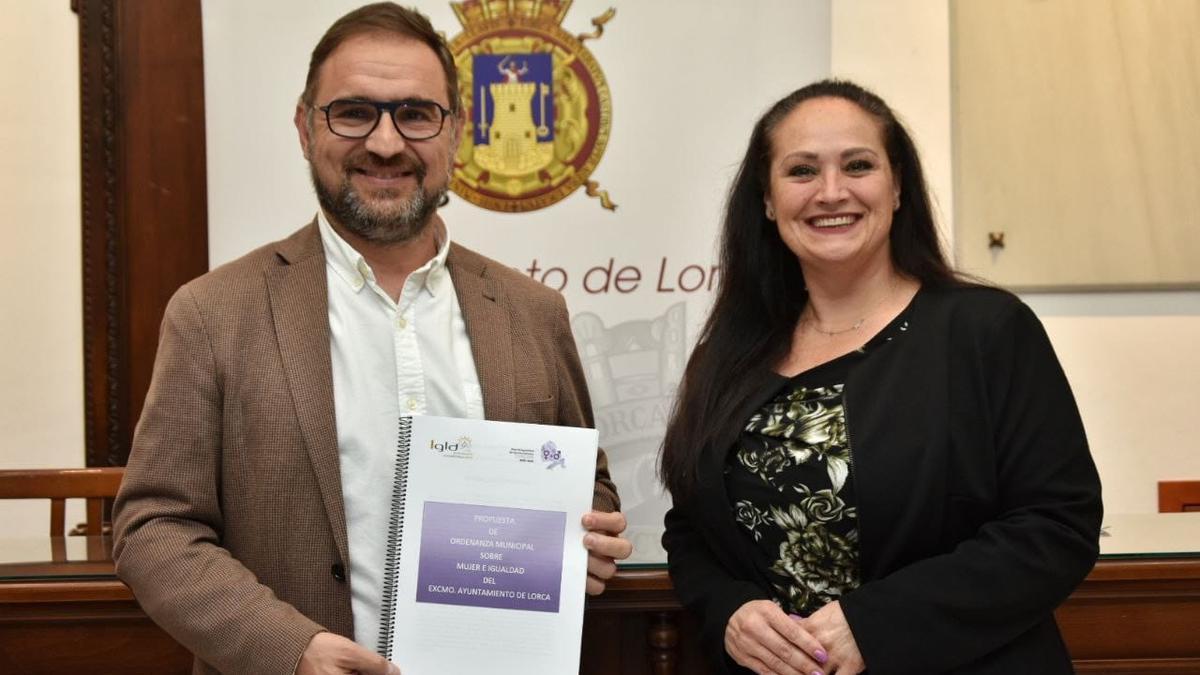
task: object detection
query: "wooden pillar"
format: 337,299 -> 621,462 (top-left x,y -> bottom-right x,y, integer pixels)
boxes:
648,611 -> 680,675
75,0 -> 209,468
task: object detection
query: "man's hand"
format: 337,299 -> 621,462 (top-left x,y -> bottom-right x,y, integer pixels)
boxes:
296,632 -> 401,675
726,600 -> 828,675
797,601 -> 864,674
582,510 -> 633,595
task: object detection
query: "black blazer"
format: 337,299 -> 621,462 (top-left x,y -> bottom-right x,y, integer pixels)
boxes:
663,285 -> 1103,674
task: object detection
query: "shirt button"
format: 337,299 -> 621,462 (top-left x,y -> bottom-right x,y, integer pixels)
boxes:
397,316 -> 407,329
331,563 -> 346,582
407,398 -> 419,411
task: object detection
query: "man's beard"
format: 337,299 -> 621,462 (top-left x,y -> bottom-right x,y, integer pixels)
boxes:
311,151 -> 447,245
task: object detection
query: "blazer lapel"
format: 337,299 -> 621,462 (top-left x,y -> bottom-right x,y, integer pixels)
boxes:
265,224 -> 350,567
447,243 -> 516,422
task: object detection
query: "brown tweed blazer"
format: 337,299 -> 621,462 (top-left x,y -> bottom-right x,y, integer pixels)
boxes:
113,223 -> 619,675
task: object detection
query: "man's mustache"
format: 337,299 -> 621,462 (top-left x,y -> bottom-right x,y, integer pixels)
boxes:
344,152 -> 427,182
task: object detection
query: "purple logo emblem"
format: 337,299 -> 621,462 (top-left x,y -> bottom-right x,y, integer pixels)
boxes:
541,441 -> 565,470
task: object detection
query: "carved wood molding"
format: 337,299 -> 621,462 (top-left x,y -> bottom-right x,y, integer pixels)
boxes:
76,0 -> 118,468
75,0 -> 209,467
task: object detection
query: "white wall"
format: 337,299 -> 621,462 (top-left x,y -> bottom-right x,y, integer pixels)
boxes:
831,0 -> 953,249
0,2 -> 86,537
1041,313 -> 1200,511
830,0 -> 1200,514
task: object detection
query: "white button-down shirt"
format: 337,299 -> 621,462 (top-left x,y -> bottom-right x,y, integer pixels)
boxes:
317,212 -> 484,648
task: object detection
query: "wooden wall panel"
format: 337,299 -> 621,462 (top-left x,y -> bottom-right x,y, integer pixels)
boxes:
76,0 -> 209,468
952,0 -> 1200,289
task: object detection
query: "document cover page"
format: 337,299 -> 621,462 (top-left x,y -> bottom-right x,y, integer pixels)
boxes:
379,415 -> 599,674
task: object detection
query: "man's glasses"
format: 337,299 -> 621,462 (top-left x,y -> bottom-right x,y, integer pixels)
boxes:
317,99 -> 451,141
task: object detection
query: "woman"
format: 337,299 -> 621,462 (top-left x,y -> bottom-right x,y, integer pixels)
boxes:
659,80 -> 1102,675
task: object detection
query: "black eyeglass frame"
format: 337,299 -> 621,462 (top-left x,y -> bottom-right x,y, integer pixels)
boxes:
316,98 -> 453,141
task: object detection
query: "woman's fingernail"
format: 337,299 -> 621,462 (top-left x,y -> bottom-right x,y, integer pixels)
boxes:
812,670 -> 824,675
788,613 -> 802,620
815,649 -> 828,664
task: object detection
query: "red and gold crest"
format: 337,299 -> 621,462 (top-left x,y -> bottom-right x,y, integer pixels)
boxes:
448,0 -> 616,212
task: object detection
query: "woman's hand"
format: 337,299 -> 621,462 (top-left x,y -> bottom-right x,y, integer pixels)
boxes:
726,600 -> 829,675
797,601 -> 864,674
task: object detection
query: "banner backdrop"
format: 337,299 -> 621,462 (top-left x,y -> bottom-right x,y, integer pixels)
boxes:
204,0 -> 831,563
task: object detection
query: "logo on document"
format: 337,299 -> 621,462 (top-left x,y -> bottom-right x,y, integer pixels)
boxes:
447,0 -> 616,212
541,441 -> 566,469
431,436 -> 474,459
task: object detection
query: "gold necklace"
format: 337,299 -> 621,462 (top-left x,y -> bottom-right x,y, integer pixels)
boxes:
801,278 -> 901,338
804,315 -> 866,337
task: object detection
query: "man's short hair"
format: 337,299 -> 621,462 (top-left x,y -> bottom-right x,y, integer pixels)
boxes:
301,2 -> 461,113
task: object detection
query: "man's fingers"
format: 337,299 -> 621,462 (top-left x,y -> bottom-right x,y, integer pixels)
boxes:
582,511 -> 633,562
587,551 -> 618,580
355,654 -> 400,675
581,512 -> 632,596
298,632 -> 402,675
585,574 -> 606,595
584,552 -> 615,595
360,658 -> 403,672
583,531 -> 633,560
366,658 -> 400,675
582,509 -> 627,535
344,643 -> 399,675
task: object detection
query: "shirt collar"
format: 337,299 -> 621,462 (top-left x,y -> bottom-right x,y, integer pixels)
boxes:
316,211 -> 451,297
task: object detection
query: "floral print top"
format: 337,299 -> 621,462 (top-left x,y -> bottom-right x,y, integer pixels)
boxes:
725,350 -> 867,616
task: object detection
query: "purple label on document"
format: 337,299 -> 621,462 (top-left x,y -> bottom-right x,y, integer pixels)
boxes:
416,502 -> 566,612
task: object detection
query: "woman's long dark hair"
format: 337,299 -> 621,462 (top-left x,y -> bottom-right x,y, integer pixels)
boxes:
659,79 -> 961,501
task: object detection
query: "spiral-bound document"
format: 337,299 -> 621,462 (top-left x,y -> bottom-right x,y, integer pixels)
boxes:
377,415 -> 599,674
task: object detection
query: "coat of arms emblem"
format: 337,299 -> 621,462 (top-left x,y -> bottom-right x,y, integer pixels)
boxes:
448,0 -> 616,212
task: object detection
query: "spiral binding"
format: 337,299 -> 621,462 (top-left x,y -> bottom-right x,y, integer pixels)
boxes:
376,415 -> 413,660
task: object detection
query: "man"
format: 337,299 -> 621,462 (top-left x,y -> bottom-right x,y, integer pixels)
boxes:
113,4 -> 632,674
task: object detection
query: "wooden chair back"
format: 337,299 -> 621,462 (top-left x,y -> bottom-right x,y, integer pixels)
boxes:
1158,480 -> 1200,513
0,467 -> 125,535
